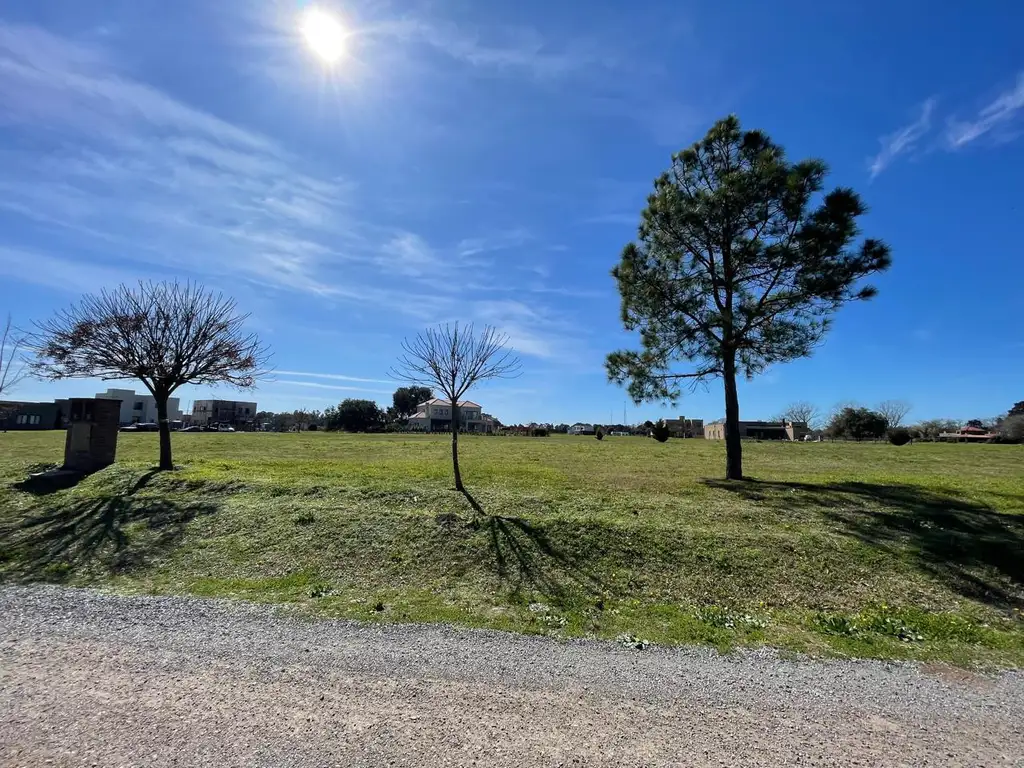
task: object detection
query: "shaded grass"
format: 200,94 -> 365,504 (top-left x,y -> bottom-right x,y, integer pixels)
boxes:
1,431 -> 1022,666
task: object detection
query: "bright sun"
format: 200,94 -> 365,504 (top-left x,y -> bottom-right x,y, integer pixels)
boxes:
300,8 -> 347,64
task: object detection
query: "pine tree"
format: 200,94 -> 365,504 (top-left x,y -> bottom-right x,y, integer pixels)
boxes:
608,116 -> 891,479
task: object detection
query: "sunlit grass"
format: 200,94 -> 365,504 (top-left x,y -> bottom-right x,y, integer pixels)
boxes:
1,431 -> 1021,666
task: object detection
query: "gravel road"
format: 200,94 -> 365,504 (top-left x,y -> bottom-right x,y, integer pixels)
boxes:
1,586 -> 1021,767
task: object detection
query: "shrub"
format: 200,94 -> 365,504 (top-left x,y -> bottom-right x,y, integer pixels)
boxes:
888,427 -> 911,446
531,427 -> 549,437
827,407 -> 887,440
651,420 -> 670,442
595,427 -> 604,440
998,414 -> 1024,444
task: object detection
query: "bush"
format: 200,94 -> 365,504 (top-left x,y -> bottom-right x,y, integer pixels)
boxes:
998,414 -> 1024,444
827,406 -> 888,440
888,427 -> 911,446
651,420 -> 670,442
595,427 -> 604,440
531,427 -> 549,437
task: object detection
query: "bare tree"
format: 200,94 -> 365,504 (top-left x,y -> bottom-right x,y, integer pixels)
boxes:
776,401 -> 821,428
30,281 -> 269,470
876,399 -> 911,429
391,324 -> 520,492
0,314 -> 27,398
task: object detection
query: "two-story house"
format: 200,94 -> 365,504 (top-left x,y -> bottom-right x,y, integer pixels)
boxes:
407,398 -> 490,432
568,423 -> 595,435
96,388 -> 182,426
191,399 -> 258,430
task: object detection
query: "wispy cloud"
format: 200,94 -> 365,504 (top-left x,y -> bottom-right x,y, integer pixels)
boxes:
870,74 -> 1024,177
456,229 -> 531,258
382,18 -> 619,80
0,247 -> 158,294
274,380 -> 392,394
0,20 -> 358,297
0,18 -> 590,365
946,72 -> 1024,148
273,370 -> 394,384
378,232 -> 440,277
579,212 -> 639,226
868,98 -> 936,178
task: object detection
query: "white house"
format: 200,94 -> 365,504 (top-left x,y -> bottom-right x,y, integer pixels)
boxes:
407,398 -> 492,433
568,423 -> 595,435
95,388 -> 182,426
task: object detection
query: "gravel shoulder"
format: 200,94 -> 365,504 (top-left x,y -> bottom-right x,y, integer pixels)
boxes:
1,585 -> 1022,767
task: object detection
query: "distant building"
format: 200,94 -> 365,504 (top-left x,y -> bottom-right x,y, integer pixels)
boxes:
407,399 -> 491,433
0,400 -> 63,430
191,399 -> 258,429
568,423 -> 595,435
96,388 -> 181,426
663,416 -> 705,438
938,425 -> 998,442
704,420 -> 809,441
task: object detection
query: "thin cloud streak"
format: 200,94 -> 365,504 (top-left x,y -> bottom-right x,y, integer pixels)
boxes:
869,98 -> 936,178
275,380 -> 393,394
273,370 -> 396,384
379,18 -> 619,80
947,72 -> 1024,148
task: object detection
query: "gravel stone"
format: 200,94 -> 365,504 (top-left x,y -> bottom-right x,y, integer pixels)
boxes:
1,585 -> 1021,766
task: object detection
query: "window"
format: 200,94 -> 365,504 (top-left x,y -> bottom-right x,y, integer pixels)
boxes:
134,401 -> 144,410
16,414 -> 26,425
30,415 -> 40,425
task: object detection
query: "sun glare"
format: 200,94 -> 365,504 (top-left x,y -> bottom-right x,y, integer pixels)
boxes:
300,8 -> 347,64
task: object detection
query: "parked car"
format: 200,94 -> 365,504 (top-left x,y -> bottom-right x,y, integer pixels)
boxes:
120,423 -> 159,432
180,425 -> 204,433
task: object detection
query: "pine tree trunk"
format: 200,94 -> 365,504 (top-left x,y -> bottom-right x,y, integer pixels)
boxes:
156,394 -> 173,471
722,353 -> 743,480
451,401 -> 463,491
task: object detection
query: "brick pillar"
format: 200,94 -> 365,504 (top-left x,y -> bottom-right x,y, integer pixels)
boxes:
63,398 -> 122,473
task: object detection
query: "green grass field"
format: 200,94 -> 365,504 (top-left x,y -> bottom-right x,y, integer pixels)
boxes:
1,431 -> 1022,665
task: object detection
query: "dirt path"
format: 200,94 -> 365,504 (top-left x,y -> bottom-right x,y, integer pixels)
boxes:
1,586 -> 1021,767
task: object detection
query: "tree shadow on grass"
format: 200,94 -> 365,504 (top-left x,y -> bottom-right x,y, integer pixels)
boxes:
703,479 -> 1024,610
461,488 -> 604,606
1,470 -> 219,581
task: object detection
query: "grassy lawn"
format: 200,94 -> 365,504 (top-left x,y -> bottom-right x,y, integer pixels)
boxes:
1,431 -> 1022,666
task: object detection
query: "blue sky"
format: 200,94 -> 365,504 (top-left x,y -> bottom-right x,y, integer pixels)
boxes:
1,0 -> 1021,425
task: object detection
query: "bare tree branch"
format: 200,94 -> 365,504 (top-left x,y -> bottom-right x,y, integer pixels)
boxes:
390,324 -> 520,403
776,401 -> 822,429
28,281 -> 271,470
876,399 -> 911,429
0,314 -> 28,398
390,323 -> 520,493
